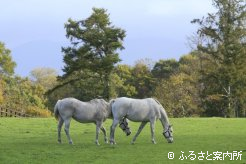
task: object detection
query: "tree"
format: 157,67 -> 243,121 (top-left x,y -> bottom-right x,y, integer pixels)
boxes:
154,74 -> 194,117
0,42 -> 16,76
132,62 -> 154,98
30,67 -> 58,90
152,59 -> 179,79
0,42 -> 16,105
0,79 -> 4,104
0,42 -> 50,117
154,53 -> 204,117
192,0 -> 246,117
2,76 -> 51,117
61,8 -> 126,99
110,64 -> 136,98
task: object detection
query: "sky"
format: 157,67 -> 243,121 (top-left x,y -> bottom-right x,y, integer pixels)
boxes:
1,0 -> 215,77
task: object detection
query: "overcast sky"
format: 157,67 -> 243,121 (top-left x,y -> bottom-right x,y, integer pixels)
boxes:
1,0 -> 215,76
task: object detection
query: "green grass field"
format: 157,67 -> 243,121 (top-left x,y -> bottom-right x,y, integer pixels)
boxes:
0,117 -> 245,163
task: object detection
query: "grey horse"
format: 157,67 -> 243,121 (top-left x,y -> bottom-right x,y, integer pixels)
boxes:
110,97 -> 173,144
54,98 -> 111,145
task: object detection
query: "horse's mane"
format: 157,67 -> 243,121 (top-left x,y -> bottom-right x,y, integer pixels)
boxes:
89,99 -> 100,104
152,98 -> 161,105
89,99 -> 105,104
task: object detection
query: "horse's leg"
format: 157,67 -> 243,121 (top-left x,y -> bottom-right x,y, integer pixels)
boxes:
110,119 -> 119,145
100,126 -> 108,144
57,117 -> 64,143
64,119 -> 73,145
131,121 -> 147,145
150,119 -> 156,144
95,121 -> 102,146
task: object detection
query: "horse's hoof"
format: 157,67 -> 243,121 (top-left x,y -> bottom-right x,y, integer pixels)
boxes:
152,141 -> 157,144
104,138 -> 109,144
110,141 -> 116,145
131,142 -> 135,145
69,141 -> 73,145
58,140 -> 62,144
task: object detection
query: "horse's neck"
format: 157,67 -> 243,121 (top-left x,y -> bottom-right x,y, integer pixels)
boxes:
159,107 -> 170,130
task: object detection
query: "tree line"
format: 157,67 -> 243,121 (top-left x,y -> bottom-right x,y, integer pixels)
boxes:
0,42 -> 51,117
0,0 -> 245,117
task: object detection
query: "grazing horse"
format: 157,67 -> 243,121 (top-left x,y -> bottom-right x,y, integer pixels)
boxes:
54,98 -> 111,145
110,97 -> 173,144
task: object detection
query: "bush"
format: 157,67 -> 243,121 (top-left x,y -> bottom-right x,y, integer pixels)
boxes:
26,106 -> 51,117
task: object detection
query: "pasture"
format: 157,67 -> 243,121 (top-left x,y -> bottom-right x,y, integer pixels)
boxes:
0,117 -> 245,163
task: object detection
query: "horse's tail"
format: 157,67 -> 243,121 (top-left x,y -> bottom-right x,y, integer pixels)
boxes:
108,99 -> 115,118
54,100 -> 61,120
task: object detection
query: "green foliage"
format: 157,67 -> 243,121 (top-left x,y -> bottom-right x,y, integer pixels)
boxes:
110,65 -> 136,98
0,42 -> 50,117
132,62 -> 154,98
0,79 -> 4,104
153,53 -> 203,117
60,8 -> 126,99
155,74 -> 198,117
0,118 -> 246,163
192,0 -> 246,117
1,76 -> 50,117
0,42 -> 16,76
152,59 -> 179,79
46,70 -> 106,111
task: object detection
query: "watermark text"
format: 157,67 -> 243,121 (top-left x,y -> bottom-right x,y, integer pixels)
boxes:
168,151 -> 242,161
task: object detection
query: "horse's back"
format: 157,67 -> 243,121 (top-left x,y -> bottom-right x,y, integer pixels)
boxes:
57,98 -> 107,123
113,97 -> 158,109
112,97 -> 161,121
57,98 -> 90,119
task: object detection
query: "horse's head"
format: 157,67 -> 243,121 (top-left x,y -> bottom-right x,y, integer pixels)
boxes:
119,118 -> 131,136
163,125 -> 173,143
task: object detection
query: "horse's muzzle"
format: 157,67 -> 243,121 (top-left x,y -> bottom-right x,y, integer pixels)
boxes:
168,138 -> 174,143
126,131 -> 131,136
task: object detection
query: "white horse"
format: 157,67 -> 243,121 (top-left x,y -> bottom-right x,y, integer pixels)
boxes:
54,98 -> 111,145
110,97 -> 173,144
